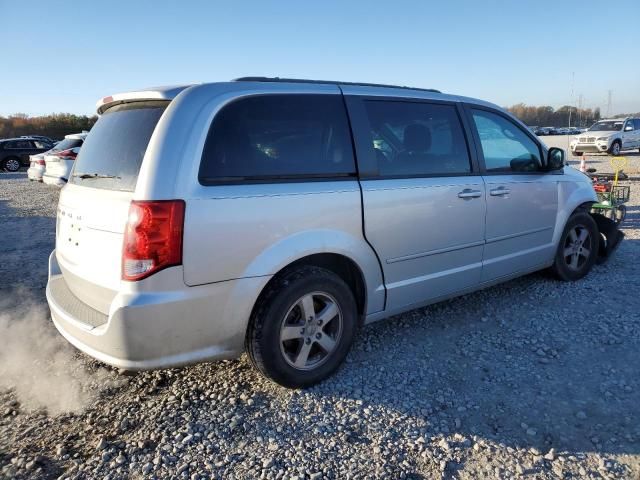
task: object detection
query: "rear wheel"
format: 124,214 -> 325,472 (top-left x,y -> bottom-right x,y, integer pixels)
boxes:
246,266 -> 358,388
609,140 -> 621,156
2,157 -> 21,172
551,211 -> 598,281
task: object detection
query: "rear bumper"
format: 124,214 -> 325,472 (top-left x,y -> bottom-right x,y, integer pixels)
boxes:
43,173 -> 67,186
46,250 -> 270,370
27,165 -> 45,180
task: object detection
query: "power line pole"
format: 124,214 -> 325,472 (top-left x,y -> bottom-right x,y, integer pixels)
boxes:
568,72 -> 575,128
578,94 -> 583,126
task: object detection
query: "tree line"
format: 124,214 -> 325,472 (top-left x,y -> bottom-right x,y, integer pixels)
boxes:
505,103 -> 602,128
0,113 -> 98,141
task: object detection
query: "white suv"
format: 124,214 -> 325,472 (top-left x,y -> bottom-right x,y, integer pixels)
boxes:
571,118 -> 640,156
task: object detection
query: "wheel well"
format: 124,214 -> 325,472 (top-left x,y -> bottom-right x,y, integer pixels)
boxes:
576,202 -> 594,213
265,253 -> 367,319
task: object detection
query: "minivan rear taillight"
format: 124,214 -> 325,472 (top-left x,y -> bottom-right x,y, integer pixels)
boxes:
122,200 -> 185,281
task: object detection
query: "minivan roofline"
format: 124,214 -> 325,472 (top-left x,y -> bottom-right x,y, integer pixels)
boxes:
97,80 -> 502,115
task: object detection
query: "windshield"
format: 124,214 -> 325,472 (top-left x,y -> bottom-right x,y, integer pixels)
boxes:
588,121 -> 623,132
69,101 -> 168,191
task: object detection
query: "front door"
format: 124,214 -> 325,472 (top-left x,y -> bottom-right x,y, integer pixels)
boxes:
467,107 -> 559,282
346,95 -> 486,311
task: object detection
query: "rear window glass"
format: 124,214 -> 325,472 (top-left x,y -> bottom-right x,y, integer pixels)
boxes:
53,138 -> 83,151
69,101 -> 167,191
199,94 -> 355,183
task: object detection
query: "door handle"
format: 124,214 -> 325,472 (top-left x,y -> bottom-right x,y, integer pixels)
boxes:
457,189 -> 482,199
490,187 -> 511,196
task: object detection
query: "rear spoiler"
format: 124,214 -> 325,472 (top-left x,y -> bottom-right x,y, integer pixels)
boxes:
96,85 -> 192,114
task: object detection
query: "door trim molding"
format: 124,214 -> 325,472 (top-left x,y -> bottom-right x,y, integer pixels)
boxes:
387,240 -> 485,264
486,225 -> 553,244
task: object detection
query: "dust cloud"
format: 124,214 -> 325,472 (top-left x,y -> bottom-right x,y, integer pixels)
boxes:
0,291 -> 122,415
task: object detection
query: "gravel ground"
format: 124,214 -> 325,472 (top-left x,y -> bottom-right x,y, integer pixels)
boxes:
1,159 -> 639,479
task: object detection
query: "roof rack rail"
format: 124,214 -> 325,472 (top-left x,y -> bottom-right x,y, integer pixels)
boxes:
233,76 -> 441,94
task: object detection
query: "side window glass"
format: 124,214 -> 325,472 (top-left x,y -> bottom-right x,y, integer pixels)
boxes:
199,94 -> 355,182
471,109 -> 541,172
635,119 -> 640,130
362,100 -> 471,176
624,120 -> 634,131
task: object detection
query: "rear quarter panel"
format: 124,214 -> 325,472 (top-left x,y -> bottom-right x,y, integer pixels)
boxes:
182,181 -> 385,315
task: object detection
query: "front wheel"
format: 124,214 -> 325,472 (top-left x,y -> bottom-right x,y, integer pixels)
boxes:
551,211 -> 599,281
609,141 -> 621,156
615,204 -> 626,224
246,266 -> 358,388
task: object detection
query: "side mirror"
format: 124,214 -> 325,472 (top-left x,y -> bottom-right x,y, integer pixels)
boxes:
547,147 -> 565,171
624,125 -> 633,131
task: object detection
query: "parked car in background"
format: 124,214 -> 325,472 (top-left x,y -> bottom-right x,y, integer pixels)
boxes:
47,78 -> 603,388
27,150 -> 52,181
570,118 -> 640,156
42,133 -> 87,185
21,135 -> 56,144
0,137 -> 53,171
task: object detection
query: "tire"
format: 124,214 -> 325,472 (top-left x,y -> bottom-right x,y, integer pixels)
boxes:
246,266 -> 358,388
608,140 -> 621,156
2,157 -> 21,172
615,204 -> 626,224
551,211 -> 599,281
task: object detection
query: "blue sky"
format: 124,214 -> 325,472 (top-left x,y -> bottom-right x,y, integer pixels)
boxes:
1,0 -> 639,116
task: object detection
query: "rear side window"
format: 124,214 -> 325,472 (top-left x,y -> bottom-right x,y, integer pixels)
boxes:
5,140 -> 32,149
362,100 -> 471,177
199,94 -> 355,183
53,138 -> 83,151
70,101 -> 167,191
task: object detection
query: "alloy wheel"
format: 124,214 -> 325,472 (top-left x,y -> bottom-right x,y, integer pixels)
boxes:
5,159 -> 20,172
279,291 -> 343,371
563,225 -> 592,271
611,142 -> 621,155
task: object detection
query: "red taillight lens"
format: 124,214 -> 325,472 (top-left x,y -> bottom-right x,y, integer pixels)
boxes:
56,148 -> 78,160
122,200 -> 185,281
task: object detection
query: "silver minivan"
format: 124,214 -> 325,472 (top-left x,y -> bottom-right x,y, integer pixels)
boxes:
47,77 -> 607,387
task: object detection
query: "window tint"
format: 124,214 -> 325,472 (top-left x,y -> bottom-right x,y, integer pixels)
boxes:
471,109 -> 541,172
635,119 -> 640,130
199,95 -> 355,183
33,140 -> 49,149
5,140 -> 32,149
362,100 -> 470,177
69,101 -> 167,191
